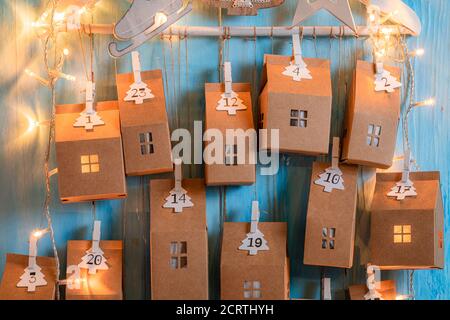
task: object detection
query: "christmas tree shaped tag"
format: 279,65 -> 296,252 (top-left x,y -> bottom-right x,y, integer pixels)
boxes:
239,201 -> 269,255
282,32 -> 312,82
65,265 -> 82,290
163,159 -> 194,213
17,229 -> 49,292
374,62 -> 402,93
124,51 -> 154,104
314,137 -> 345,193
79,221 -> 109,275
387,149 -> 418,200
364,265 -> 383,300
216,62 -> 247,116
73,81 -> 105,131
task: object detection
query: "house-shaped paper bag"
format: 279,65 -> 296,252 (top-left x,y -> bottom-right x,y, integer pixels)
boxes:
221,221 -> 289,300
370,172 -> 444,270
55,101 -> 127,203
342,60 -> 401,168
116,54 -> 172,176
303,142 -> 358,268
204,80 -> 256,185
65,239 -> 123,300
0,254 -> 57,300
348,280 -> 397,300
259,54 -> 332,155
150,166 -> 208,300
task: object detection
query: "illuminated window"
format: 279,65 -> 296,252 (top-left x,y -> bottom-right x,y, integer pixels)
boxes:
322,227 -> 336,250
140,132 -> 154,155
225,144 -> 238,166
290,109 -> 308,128
367,124 -> 382,147
170,242 -> 187,269
243,281 -> 261,299
394,225 -> 412,243
81,155 -> 99,173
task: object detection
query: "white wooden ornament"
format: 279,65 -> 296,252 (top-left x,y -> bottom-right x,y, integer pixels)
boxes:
314,138 -> 345,193
73,81 -> 105,130
358,0 -> 422,36
109,0 -> 193,58
239,201 -> 269,255
78,220 -> 109,275
387,149 -> 418,200
66,265 -> 82,290
374,62 -> 402,93
217,62 -> 247,115
124,51 -> 154,104
282,33 -> 312,82
163,159 -> 194,213
292,0 -> 356,33
16,231 -> 48,292
364,265 -> 382,300
65,5 -> 82,31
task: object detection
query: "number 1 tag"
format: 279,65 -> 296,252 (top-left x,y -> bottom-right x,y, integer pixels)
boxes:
124,82 -> 154,104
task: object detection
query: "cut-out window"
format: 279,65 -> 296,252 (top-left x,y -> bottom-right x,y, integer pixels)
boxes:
81,154 -> 100,173
140,132 -> 154,155
225,144 -> 238,166
290,109 -> 308,128
439,231 -> 443,249
367,124 -> 382,147
243,281 -> 261,299
170,241 -> 187,269
321,227 -> 336,250
394,225 -> 412,243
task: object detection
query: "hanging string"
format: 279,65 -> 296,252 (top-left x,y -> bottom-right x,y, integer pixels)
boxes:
77,29 -> 89,81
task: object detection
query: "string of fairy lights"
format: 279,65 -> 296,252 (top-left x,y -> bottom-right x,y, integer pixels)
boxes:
22,0 -> 437,300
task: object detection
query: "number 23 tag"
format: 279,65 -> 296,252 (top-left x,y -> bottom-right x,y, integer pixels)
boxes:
125,82 -> 154,104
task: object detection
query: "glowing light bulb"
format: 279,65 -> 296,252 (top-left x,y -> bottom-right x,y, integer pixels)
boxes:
63,48 -> 70,56
410,48 -> 425,57
32,229 -> 45,238
54,12 -> 65,22
369,14 -> 376,22
155,12 -> 168,27
413,98 -> 436,108
26,117 -> 40,133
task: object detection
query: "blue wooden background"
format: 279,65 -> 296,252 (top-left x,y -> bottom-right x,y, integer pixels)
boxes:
0,0 -> 448,300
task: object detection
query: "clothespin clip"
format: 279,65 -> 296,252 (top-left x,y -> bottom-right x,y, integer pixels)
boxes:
250,201 -> 260,234
174,158 -> 183,193
364,264 -> 382,300
131,51 -> 143,84
331,137 -> 340,170
65,265 -> 82,290
292,30 -> 304,67
375,61 -> 384,78
28,229 -> 49,271
91,220 -> 101,254
224,62 -> 233,98
402,148 -> 411,183
85,81 -> 96,115
66,5 -> 82,31
321,278 -> 332,300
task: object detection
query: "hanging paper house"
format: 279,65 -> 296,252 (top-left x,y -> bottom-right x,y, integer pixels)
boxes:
55,101 -> 127,203
342,60 -> 401,169
116,55 -> 173,176
150,174 -> 208,300
370,171 -> 444,269
259,54 -> 332,155
221,222 -> 289,300
304,155 -> 358,268
65,230 -> 123,300
205,81 -> 256,186
348,280 -> 397,300
0,254 -> 56,300
202,0 -> 284,16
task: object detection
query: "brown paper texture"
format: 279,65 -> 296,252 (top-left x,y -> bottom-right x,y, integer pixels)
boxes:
150,179 -> 208,300
116,70 -> 173,176
55,101 -> 127,203
370,171 -> 444,270
65,240 -> 123,300
260,55 -> 332,155
342,60 -> 401,168
205,83 -> 256,186
0,254 -> 56,300
221,222 -> 289,300
202,0 -> 284,16
304,162 -> 358,268
348,280 -> 397,300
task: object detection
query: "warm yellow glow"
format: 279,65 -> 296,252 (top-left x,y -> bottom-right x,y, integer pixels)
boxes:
32,229 -> 47,239
54,12 -> 66,23
411,48 -> 425,57
155,12 -> 168,27
369,14 -> 376,22
413,98 -> 436,108
63,48 -> 70,56
26,115 -> 40,133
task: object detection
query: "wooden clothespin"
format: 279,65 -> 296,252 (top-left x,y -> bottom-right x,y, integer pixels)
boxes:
375,61 -> 384,77
292,30 -> 303,67
28,229 -> 48,271
250,201 -> 260,234
91,220 -> 101,254
321,278 -> 332,300
174,158 -> 183,193
85,81 -> 96,115
402,148 -> 412,183
131,51 -> 143,84
331,137 -> 340,170
224,61 -> 233,98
